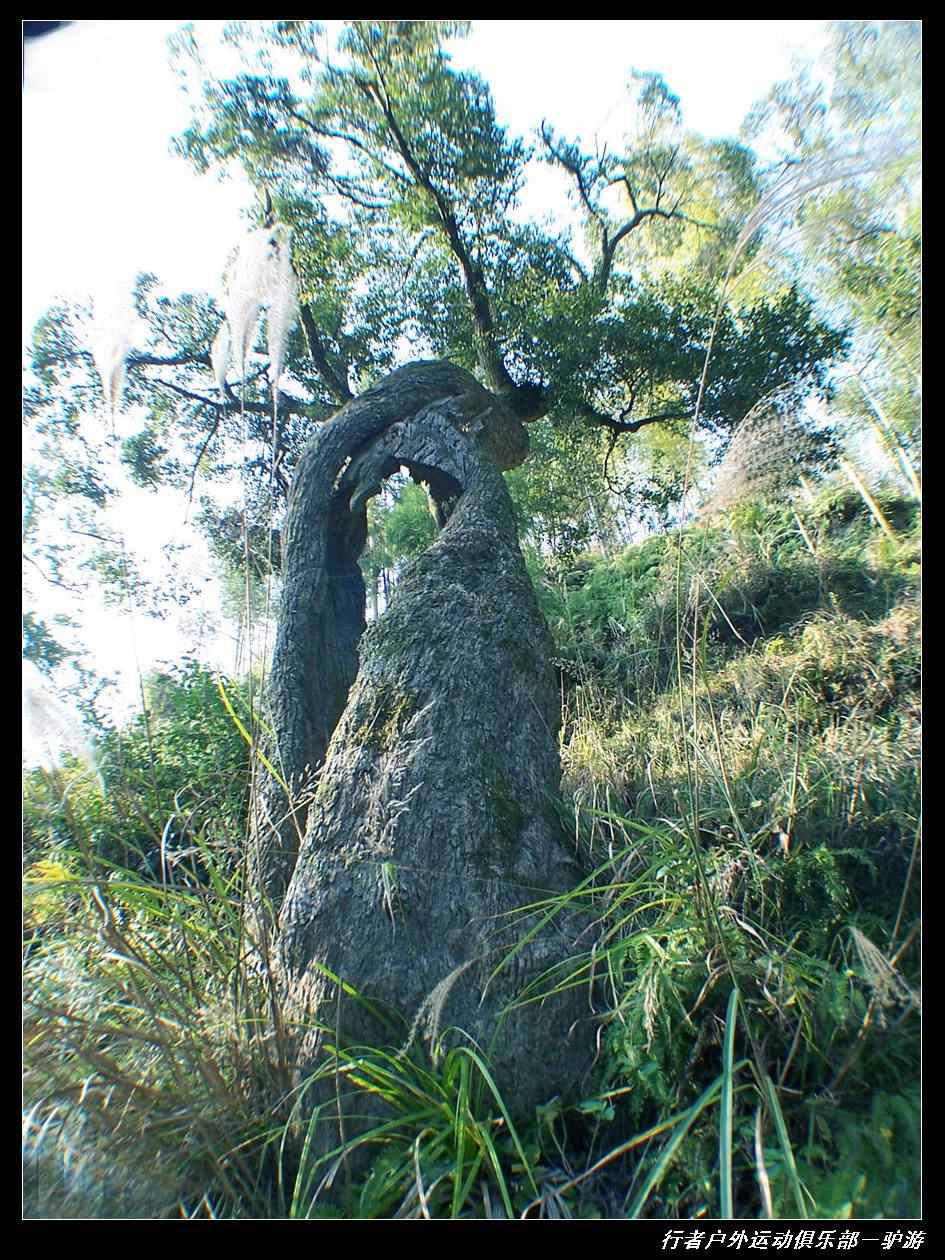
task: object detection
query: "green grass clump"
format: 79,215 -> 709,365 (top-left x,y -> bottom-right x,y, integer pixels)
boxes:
536,487 -> 920,1217
23,660 -> 251,878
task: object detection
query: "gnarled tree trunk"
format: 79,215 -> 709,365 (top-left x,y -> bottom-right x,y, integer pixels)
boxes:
252,361 -> 591,1150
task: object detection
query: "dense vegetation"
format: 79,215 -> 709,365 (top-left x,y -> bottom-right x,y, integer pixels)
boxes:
24,20 -> 919,1219
24,484 -> 920,1218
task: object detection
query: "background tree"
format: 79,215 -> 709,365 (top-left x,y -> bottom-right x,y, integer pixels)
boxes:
743,20 -> 920,493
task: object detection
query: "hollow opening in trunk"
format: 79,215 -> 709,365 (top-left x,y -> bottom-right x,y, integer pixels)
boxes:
327,457 -> 464,634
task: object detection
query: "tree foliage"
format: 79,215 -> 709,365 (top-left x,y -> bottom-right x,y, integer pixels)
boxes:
744,21 -> 920,468
23,19 -> 884,698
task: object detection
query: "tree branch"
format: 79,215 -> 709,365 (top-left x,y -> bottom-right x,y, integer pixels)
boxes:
542,127 -> 718,295
358,53 -> 516,394
579,400 -> 692,435
186,411 -> 223,506
560,245 -> 589,285
287,106 -> 414,189
127,351 -> 210,370
23,551 -> 84,594
598,207 -> 719,292
149,375 -> 311,418
539,123 -> 607,231
299,305 -> 353,403
318,168 -> 392,211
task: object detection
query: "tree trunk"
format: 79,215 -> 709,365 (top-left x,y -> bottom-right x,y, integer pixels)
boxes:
251,361 -> 591,1154
251,361 -> 524,910
839,456 -> 898,544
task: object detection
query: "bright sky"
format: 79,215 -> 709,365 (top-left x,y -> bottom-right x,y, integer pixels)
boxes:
22,19 -> 833,760
23,21 -> 245,335
22,19 -> 830,333
457,21 -> 829,144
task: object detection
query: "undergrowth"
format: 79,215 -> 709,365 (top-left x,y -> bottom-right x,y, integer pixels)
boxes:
23,486 -> 920,1218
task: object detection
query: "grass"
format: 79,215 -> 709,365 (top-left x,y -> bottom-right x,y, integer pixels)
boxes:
23,483 -> 920,1217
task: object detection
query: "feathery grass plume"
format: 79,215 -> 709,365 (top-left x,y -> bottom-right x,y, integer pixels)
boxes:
398,959 -> 477,1064
850,926 -> 920,1018
225,226 -> 281,374
22,670 -> 101,785
675,142 -> 907,529
89,301 -> 135,423
732,143 -> 908,273
211,321 -> 231,396
700,392 -> 835,518
265,225 -> 298,389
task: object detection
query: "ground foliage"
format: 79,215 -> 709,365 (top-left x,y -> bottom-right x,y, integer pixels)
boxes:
23,486 -> 920,1218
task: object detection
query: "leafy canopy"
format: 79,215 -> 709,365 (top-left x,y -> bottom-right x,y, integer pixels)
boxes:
25,20 -> 851,660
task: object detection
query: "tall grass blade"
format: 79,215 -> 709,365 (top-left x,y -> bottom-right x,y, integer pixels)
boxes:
452,1045 -> 538,1200
451,1053 -> 472,1218
215,674 -> 287,791
627,1076 -> 725,1218
720,986 -> 739,1217
754,1105 -> 774,1219
764,1075 -> 808,1219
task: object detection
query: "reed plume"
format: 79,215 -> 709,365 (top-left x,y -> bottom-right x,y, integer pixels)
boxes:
212,224 -> 298,389
265,225 -> 298,389
211,322 -> 231,397
89,302 -> 134,424
225,227 -> 279,374
701,392 -> 834,516
23,670 -> 100,783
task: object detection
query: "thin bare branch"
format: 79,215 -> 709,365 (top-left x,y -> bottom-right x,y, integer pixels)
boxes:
580,400 -> 691,436
299,305 -> 353,403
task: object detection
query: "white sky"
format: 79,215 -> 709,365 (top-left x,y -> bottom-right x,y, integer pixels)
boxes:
23,19 -> 830,333
23,21 -> 246,334
457,21 -> 829,143
22,19 -> 833,758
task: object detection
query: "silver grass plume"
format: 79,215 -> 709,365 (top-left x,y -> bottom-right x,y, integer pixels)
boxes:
700,392 -> 831,517
23,673 -> 102,787
211,321 -> 231,396
729,141 -> 912,280
225,226 -> 281,374
678,140 -> 911,525
398,958 -> 477,1064
850,926 -> 920,1020
265,225 -> 298,388
89,303 -> 135,423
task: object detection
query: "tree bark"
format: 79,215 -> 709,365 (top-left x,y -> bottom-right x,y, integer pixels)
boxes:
251,361 -> 591,1159
250,361 -> 519,910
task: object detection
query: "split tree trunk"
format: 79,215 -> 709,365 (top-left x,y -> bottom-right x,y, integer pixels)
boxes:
251,361 -> 592,1147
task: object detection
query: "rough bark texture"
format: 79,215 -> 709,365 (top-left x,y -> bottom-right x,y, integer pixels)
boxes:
253,360 -> 592,1159
252,362 -> 528,908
